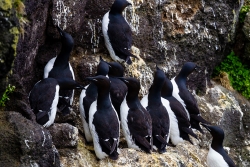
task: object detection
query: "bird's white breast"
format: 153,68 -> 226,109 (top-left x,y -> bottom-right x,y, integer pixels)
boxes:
140,94 -> 149,109
79,84 -> 92,142
171,77 -> 190,120
207,146 -> 229,167
161,98 -> 184,145
44,57 -> 56,78
120,94 -> 140,150
102,12 -> 125,63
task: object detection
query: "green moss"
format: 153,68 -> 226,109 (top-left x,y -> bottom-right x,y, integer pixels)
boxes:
9,27 -> 19,57
0,84 -> 15,107
239,5 -> 250,23
0,0 -> 13,11
213,51 -> 250,99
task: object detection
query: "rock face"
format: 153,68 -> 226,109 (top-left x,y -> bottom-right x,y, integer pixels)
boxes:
0,0 -> 20,96
242,12 -> 250,60
0,111 -> 60,167
48,123 -> 79,148
1,0 -> 249,166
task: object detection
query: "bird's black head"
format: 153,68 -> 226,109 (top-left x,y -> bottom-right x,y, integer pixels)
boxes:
96,56 -> 109,76
110,0 -> 132,14
201,123 -> 225,144
86,75 -> 110,88
119,77 -> 140,93
107,61 -> 125,77
57,78 -> 85,90
149,65 -> 166,92
57,26 -> 74,52
154,65 -> 166,85
179,62 -> 200,77
161,77 -> 173,97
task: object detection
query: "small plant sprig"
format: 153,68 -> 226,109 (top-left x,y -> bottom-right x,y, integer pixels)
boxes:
0,84 -> 16,107
213,51 -> 250,99
239,5 -> 250,23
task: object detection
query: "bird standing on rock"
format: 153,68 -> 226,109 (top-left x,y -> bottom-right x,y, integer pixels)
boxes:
171,62 -> 209,133
87,75 -> 120,160
141,66 -> 170,153
102,0 -> 138,65
29,78 -> 85,128
161,76 -> 198,145
119,77 -> 152,153
79,57 -> 109,143
44,26 -> 75,115
106,61 -> 127,119
201,123 -> 236,167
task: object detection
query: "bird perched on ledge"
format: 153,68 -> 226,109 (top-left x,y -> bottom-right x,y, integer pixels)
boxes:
201,123 -> 236,167
29,78 -> 85,128
102,0 -> 138,65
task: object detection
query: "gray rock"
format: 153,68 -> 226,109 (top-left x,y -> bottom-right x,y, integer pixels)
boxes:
243,12 -> 250,41
0,111 -> 61,167
48,123 -> 79,148
242,12 -> 250,60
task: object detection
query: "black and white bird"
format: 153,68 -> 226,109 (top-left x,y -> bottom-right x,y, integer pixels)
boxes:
87,75 -> 120,160
161,76 -> 197,145
106,61 -> 127,119
171,62 -> 209,133
29,78 -> 85,128
79,57 -> 109,143
102,0 -> 138,65
44,26 -> 75,115
119,77 -> 152,153
141,66 -> 170,153
201,123 -> 236,167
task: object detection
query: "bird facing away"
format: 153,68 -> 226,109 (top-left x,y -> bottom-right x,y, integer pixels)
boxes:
201,123 -> 236,167
161,76 -> 197,145
79,56 -> 109,143
119,77 -> 152,153
102,0 -> 138,65
105,61 -> 128,119
29,78 -> 85,128
171,62 -> 209,133
44,26 -> 75,115
87,75 -> 120,160
141,66 -> 170,153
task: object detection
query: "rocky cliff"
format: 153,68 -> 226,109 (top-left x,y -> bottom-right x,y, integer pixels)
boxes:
1,0 -> 249,166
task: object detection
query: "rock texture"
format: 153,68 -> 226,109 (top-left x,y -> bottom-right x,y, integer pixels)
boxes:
48,123 -> 79,148
242,12 -> 250,60
1,0 -> 250,166
0,111 -> 60,167
0,0 -> 20,96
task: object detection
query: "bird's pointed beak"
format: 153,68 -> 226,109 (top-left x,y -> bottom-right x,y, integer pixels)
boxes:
195,65 -> 201,72
100,56 -> 104,62
107,62 -> 112,68
57,25 -> 64,37
86,77 -> 98,82
156,64 -> 160,70
79,85 -> 86,89
118,77 -> 128,83
200,123 -> 211,132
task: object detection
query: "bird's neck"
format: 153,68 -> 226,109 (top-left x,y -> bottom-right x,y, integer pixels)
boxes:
126,91 -> 140,104
148,87 -> 162,106
211,139 -> 223,151
97,88 -> 111,108
175,75 -> 187,88
55,52 -> 70,67
161,82 -> 173,98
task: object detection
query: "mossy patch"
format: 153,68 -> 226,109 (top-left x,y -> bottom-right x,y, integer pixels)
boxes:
0,0 -> 13,11
9,27 -> 19,57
